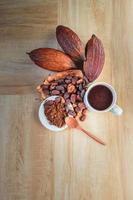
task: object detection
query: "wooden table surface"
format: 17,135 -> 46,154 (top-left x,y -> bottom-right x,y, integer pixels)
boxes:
0,1 -> 133,200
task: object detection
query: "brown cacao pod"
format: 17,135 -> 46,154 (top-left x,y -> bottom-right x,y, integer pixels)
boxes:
47,69 -> 83,82
56,25 -> 85,64
83,35 -> 105,82
37,70 -> 83,99
27,48 -> 76,72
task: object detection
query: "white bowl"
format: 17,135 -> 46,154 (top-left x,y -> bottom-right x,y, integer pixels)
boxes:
38,96 -> 68,132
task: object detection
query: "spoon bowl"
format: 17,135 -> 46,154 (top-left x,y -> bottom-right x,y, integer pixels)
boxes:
65,117 -> 106,145
65,117 -> 79,128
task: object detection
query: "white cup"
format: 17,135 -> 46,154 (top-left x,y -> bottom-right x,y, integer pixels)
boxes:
84,82 -> 123,115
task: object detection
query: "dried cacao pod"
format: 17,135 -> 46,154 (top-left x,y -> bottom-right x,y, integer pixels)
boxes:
37,70 -> 83,100
83,35 -> 105,82
56,25 -> 85,65
47,69 -> 83,82
27,48 -> 76,72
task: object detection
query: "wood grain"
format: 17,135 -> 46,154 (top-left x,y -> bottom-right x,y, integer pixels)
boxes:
0,0 -> 133,200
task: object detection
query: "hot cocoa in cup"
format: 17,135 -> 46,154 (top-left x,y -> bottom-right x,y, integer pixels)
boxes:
84,82 -> 123,115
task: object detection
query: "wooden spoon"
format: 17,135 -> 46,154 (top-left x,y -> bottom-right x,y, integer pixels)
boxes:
65,117 -> 106,145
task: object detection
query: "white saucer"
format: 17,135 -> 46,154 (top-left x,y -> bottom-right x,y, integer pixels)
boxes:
38,96 -> 68,132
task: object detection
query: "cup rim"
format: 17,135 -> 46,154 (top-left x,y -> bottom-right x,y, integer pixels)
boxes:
84,82 -> 117,112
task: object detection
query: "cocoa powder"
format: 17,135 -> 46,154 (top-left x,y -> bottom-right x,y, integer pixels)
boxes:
44,97 -> 67,127
88,85 -> 113,110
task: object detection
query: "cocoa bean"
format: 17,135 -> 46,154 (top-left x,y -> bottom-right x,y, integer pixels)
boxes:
76,78 -> 83,84
82,109 -> 87,115
67,110 -> 76,117
60,93 -> 64,97
61,89 -> 65,94
72,77 -> 78,84
78,102 -> 86,111
65,75 -> 72,80
64,92 -> 70,99
67,84 -> 76,93
65,79 -> 71,84
75,106 -> 80,113
77,91 -> 81,95
80,115 -> 86,121
65,99 -> 71,104
57,79 -> 64,84
51,90 -> 60,95
70,94 -> 76,103
50,84 -> 56,90
63,84 -> 67,88
56,85 -> 64,91
72,103 -> 77,108
51,82 -> 58,86
76,94 -> 82,102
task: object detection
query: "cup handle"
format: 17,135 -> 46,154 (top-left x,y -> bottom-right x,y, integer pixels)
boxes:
110,105 -> 123,115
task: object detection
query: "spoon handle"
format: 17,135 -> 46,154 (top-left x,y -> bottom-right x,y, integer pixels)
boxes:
78,126 -> 106,145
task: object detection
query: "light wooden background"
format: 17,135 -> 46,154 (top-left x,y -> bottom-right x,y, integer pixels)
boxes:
0,0 -> 133,200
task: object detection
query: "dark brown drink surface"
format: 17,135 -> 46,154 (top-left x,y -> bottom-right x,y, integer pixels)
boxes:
88,85 -> 113,110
